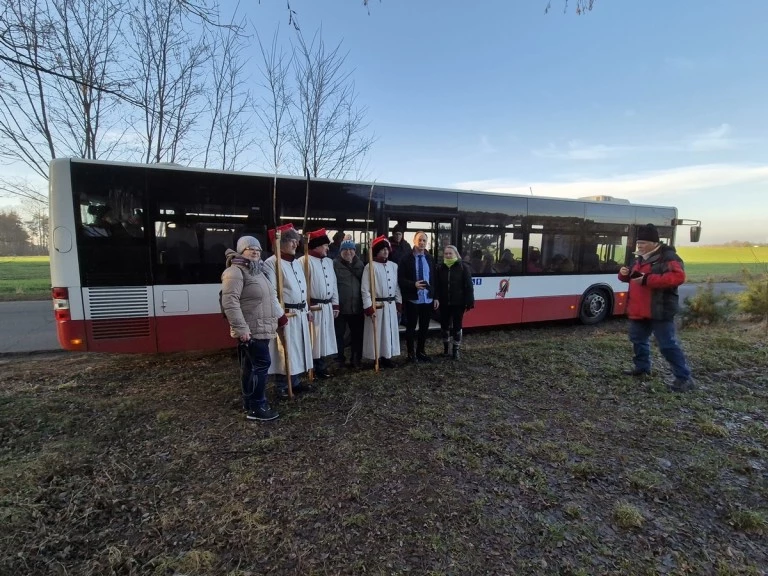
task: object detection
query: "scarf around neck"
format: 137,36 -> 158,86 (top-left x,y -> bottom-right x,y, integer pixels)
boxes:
232,256 -> 263,274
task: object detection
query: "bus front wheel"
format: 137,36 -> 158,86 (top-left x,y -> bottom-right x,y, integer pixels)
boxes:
580,288 -> 610,325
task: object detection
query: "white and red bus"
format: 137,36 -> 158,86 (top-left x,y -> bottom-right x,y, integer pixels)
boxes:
49,159 -> 701,353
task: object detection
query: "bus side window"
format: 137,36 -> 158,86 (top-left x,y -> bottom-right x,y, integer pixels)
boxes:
584,224 -> 629,273
581,252 -> 601,273
166,226 -> 200,267
83,205 -> 115,238
204,230 -> 234,264
527,247 -> 544,273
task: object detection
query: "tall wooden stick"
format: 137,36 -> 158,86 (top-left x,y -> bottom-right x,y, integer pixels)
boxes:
274,230 -> 294,400
304,232 -> 315,382
303,168 -> 311,232
365,183 -> 379,372
302,169 -> 315,382
272,168 -> 294,401
368,231 -> 380,372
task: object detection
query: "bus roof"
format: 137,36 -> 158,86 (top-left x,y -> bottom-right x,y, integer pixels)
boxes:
54,157 -> 677,211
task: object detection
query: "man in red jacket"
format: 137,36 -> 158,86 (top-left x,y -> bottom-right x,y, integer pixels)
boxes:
618,223 -> 694,392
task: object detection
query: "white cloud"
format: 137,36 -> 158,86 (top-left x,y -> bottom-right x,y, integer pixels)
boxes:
533,140 -> 628,160
533,124 -> 747,161
685,123 -> 735,151
455,163 -> 768,201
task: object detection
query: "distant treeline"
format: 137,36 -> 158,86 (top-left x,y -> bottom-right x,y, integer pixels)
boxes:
701,241 -> 768,248
0,210 -> 48,256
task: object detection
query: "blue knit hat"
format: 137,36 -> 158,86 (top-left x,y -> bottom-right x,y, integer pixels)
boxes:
340,239 -> 356,251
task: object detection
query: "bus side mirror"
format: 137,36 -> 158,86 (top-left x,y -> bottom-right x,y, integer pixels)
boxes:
690,226 -> 701,243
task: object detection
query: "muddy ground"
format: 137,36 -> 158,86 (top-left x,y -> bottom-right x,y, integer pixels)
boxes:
1,320 -> 766,575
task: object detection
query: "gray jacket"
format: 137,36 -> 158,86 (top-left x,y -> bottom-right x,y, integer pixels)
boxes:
221,249 -> 283,340
333,255 -> 364,315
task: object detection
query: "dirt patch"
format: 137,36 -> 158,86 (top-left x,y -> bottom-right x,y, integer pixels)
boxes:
1,320 -> 766,574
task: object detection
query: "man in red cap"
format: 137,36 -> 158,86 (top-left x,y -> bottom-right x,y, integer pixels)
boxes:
361,235 -> 402,367
299,228 -> 339,378
263,224 -> 313,397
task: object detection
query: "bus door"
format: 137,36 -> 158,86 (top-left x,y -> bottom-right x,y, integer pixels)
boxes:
385,217 -> 456,264
434,219 -> 456,262
73,163 -> 157,353
386,217 -> 455,328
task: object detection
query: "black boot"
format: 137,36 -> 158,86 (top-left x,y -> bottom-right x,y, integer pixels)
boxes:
441,331 -> 450,357
452,344 -> 460,360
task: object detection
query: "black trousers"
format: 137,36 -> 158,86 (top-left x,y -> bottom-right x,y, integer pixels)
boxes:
334,312 -> 364,362
439,305 -> 465,343
405,301 -> 433,354
238,338 -> 271,411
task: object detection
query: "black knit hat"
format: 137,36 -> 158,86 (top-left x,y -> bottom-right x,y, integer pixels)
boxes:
637,223 -> 660,243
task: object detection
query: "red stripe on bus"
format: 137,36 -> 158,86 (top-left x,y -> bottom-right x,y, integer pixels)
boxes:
56,293 -> 628,353
613,291 -> 628,314
155,314 -> 234,353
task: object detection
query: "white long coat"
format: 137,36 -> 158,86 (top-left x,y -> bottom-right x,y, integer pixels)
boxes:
298,254 -> 339,359
361,260 -> 402,360
264,255 -> 313,375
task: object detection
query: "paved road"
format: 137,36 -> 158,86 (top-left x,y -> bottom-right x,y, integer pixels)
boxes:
679,282 -> 744,301
0,282 -> 745,355
0,300 -> 60,354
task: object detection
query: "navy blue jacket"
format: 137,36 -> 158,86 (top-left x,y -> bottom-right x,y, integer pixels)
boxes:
398,251 -> 436,302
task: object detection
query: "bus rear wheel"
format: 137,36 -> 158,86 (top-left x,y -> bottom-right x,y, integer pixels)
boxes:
580,288 -> 610,325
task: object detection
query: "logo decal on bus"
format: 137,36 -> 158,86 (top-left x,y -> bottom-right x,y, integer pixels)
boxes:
496,278 -> 510,299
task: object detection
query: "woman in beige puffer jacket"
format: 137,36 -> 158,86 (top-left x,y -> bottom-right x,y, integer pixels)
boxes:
221,236 -> 287,421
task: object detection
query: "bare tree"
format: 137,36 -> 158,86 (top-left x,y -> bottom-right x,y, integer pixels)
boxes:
0,0 -> 58,183
0,0 -> 127,204
47,0 -> 127,160
20,197 -> 49,252
280,0 -> 593,17
545,0 -> 596,14
0,175 -> 47,205
289,30 -> 374,179
127,0 -> 209,164
201,13 -> 254,171
255,28 -> 292,175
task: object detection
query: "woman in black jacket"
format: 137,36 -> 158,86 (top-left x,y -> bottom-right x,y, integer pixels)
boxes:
333,239 -> 365,368
435,244 -> 474,359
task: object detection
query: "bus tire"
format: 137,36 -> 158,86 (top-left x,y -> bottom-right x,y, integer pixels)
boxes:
580,287 -> 611,325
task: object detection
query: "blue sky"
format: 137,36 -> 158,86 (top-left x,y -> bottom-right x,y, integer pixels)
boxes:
241,0 -> 768,244
4,0 -> 766,244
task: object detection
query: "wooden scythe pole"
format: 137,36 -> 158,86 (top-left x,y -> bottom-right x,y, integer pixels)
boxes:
303,168 -> 315,382
366,183 -> 379,372
273,172 -> 293,400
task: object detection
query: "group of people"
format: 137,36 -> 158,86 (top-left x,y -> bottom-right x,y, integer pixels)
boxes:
83,205 -> 144,238
221,221 -> 695,422
220,227 -> 476,421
